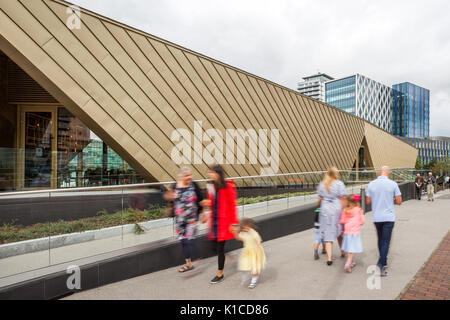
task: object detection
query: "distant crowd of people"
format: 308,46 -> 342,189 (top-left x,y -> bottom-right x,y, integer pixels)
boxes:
415,172 -> 450,201
164,164 -> 438,289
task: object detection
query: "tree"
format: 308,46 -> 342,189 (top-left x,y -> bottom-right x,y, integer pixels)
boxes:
424,158 -> 437,171
431,157 -> 450,176
415,156 -> 423,170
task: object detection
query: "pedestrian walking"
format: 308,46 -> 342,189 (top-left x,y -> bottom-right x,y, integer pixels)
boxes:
366,166 -> 402,276
317,167 -> 347,266
203,165 -> 239,284
340,194 -> 365,273
414,173 -> 424,200
425,172 -> 435,201
164,167 -> 204,273
313,207 -> 326,260
233,218 -> 266,289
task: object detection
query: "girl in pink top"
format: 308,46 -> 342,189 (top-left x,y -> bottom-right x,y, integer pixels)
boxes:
340,194 -> 365,272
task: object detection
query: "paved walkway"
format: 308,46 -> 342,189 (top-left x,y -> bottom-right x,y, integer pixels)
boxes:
399,230 -> 450,300
64,189 -> 450,300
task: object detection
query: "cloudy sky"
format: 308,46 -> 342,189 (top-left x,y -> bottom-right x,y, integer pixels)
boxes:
72,0 -> 450,136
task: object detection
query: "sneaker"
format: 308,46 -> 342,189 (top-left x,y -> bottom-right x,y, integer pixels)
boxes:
210,275 -> 224,284
248,277 -> 258,289
380,266 -> 389,277
314,251 -> 319,260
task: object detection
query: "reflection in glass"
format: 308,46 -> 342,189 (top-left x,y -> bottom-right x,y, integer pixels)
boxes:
56,108 -> 146,189
24,112 -> 53,188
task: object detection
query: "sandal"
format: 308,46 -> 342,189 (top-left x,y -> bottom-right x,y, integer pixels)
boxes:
179,265 -> 195,273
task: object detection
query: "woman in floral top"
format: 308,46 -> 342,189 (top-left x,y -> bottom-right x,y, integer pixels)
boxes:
164,167 -> 203,272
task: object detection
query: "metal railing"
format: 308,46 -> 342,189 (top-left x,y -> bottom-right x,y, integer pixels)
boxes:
0,167 -> 415,197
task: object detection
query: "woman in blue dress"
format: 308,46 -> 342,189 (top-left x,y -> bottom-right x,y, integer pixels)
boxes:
317,167 -> 347,265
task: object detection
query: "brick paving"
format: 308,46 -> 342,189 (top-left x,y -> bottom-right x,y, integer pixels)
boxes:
400,231 -> 450,300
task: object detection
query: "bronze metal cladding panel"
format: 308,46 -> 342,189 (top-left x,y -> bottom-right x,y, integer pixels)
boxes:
0,0 -> 418,182
364,122 -> 418,169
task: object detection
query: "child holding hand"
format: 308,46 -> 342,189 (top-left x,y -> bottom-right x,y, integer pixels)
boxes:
313,207 -> 326,260
340,194 -> 365,273
233,218 -> 266,289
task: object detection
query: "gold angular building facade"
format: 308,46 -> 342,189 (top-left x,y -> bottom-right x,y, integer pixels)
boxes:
0,0 -> 417,184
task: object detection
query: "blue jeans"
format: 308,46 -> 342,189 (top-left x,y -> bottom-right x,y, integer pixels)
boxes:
374,222 -> 395,267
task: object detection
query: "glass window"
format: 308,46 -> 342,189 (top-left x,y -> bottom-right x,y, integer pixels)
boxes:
57,108 -> 146,188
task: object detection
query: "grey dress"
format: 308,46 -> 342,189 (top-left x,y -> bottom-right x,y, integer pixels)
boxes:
317,180 -> 346,242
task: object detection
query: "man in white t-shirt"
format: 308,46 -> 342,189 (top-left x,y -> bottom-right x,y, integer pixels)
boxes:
366,166 -> 402,276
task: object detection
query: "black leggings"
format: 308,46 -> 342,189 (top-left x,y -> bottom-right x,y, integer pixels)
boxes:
181,238 -> 195,260
212,240 -> 226,270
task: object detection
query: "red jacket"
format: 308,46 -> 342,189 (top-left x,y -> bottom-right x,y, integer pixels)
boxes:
206,180 -> 239,241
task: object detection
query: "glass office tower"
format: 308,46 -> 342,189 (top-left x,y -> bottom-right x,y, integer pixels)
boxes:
401,136 -> 449,165
392,82 -> 430,138
325,75 -> 357,115
325,74 -> 393,132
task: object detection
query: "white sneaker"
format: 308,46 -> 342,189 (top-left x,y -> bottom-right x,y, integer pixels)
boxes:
248,276 -> 258,289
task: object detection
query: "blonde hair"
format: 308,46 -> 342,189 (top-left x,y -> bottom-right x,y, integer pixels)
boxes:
322,167 -> 339,193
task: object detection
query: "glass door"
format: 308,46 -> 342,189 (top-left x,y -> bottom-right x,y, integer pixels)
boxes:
18,106 -> 57,190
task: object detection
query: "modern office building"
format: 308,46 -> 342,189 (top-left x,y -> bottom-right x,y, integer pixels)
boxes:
392,82 -> 430,138
0,0 -> 418,192
401,136 -> 449,165
325,74 -> 394,133
297,73 -> 334,102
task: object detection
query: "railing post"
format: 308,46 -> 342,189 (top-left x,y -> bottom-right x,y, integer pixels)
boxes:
360,187 -> 366,214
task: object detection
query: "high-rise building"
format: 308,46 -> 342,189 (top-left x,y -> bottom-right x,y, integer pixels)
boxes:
325,74 -> 393,132
392,82 -> 430,138
297,73 -> 334,102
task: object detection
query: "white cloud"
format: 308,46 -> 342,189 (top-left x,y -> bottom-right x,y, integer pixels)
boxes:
73,0 -> 450,136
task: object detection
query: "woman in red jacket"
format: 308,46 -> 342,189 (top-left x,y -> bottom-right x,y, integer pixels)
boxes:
203,165 -> 239,284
